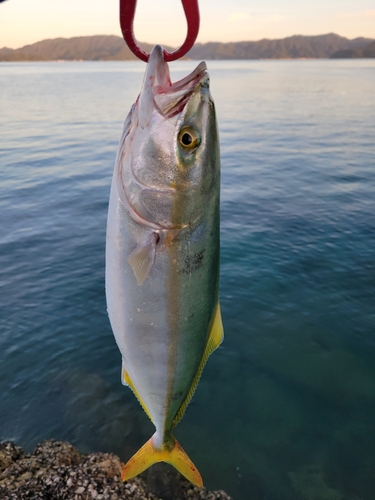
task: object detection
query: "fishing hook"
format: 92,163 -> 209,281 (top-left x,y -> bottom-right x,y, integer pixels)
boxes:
119,0 -> 200,62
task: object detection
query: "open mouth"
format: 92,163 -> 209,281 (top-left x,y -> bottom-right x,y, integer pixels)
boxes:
153,61 -> 208,118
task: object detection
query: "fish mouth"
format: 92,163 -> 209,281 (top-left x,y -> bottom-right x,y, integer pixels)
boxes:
149,46 -> 208,118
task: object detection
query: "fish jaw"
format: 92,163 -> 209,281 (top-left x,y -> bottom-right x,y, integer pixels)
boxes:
137,45 -> 172,131
136,44 -> 207,129
138,44 -> 207,123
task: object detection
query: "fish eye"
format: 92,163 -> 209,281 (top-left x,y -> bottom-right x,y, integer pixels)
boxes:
178,127 -> 200,150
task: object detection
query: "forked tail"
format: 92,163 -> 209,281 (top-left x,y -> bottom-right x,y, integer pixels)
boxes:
121,433 -> 203,487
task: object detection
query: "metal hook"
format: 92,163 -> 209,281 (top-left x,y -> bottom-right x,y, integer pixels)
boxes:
119,0 -> 200,62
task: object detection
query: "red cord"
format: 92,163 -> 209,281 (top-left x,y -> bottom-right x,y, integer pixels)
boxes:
119,0 -> 200,62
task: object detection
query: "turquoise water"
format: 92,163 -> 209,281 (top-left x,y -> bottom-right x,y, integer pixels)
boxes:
1,59 -> 375,499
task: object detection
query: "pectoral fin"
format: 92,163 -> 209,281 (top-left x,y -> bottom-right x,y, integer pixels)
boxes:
173,303 -> 224,427
128,233 -> 158,285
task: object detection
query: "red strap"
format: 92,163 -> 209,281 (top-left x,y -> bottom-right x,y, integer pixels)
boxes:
119,0 -> 200,62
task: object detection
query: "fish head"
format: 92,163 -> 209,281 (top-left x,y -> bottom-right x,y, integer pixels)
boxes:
119,45 -> 220,230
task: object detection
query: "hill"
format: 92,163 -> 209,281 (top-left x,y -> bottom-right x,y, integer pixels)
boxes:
330,40 -> 375,58
0,35 -> 172,62
187,33 -> 374,59
0,33 -> 374,61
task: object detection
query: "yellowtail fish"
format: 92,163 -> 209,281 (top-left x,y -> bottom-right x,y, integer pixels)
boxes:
105,45 -> 223,487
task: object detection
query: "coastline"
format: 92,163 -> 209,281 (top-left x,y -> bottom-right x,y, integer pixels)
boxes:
0,440 -> 232,500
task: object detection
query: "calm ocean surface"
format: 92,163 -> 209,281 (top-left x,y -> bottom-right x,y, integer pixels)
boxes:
1,59 -> 375,499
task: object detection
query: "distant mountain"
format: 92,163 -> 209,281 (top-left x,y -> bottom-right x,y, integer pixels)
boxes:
187,33 -> 374,60
1,33 -> 374,62
330,40 -> 375,58
0,35 -> 173,62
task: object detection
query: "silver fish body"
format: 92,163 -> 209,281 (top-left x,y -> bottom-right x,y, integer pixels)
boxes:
105,45 -> 223,486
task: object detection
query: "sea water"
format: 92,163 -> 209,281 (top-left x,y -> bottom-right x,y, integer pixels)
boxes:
1,59 -> 375,500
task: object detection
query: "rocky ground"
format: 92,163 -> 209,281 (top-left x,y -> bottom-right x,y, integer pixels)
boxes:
0,440 -> 232,500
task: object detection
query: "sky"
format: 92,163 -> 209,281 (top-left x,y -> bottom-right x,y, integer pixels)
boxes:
0,0 -> 374,49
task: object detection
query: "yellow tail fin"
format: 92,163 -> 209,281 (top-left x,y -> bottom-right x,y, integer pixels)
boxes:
121,434 -> 203,487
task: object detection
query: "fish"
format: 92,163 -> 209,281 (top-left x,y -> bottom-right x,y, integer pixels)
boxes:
105,45 -> 223,487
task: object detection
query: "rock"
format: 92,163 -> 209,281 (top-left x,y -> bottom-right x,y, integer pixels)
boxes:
0,440 -> 232,500
0,442 -> 24,470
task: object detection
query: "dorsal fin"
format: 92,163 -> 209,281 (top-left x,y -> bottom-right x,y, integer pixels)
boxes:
172,303 -> 224,427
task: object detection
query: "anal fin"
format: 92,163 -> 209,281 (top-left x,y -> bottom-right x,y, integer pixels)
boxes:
173,303 -> 224,427
121,359 -> 130,386
121,363 -> 154,423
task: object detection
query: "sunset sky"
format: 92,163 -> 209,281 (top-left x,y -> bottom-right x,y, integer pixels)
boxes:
1,0 -> 374,49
